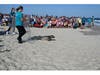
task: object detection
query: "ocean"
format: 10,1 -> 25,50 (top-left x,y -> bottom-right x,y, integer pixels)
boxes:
94,20 -> 100,26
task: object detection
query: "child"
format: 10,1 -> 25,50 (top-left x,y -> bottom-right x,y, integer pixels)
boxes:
15,6 -> 26,43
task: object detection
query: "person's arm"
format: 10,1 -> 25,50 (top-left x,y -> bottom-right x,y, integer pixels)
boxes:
21,13 -> 24,22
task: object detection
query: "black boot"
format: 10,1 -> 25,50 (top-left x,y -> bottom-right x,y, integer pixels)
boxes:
17,37 -> 23,43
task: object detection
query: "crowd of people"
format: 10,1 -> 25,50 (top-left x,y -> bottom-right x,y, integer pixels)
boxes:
0,11 -> 94,30
30,15 -> 94,29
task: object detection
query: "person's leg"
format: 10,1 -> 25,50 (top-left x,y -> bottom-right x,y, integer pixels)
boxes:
6,23 -> 12,34
12,17 -> 15,33
16,26 -> 23,43
20,26 -> 26,37
92,22 -> 94,26
79,23 -> 81,27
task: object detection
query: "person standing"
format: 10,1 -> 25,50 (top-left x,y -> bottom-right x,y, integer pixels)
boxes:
92,16 -> 94,26
82,17 -> 86,26
77,17 -> 82,27
81,17 -> 86,29
15,6 -> 26,43
87,17 -> 92,28
7,8 -> 16,34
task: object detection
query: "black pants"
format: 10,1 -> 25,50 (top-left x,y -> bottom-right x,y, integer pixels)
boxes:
16,26 -> 26,41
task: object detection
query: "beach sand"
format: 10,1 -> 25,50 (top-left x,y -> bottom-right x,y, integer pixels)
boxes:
0,26 -> 100,70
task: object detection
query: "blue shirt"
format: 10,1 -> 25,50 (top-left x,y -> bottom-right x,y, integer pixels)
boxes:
87,18 -> 92,23
15,12 -> 23,26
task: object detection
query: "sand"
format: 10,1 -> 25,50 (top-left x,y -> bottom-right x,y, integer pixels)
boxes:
0,26 -> 100,70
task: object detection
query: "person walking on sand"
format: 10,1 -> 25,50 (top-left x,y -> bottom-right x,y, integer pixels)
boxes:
15,6 -> 26,43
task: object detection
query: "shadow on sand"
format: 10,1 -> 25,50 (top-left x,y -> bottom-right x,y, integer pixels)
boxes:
80,26 -> 100,36
0,45 -> 4,47
25,35 -> 56,42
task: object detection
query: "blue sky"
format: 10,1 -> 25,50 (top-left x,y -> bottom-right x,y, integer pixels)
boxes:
0,4 -> 100,17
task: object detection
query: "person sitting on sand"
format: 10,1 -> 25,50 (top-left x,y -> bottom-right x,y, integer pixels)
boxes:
81,17 -> 86,29
56,18 -> 64,28
0,13 -> 3,26
82,17 -> 86,26
50,17 -> 57,28
68,18 -> 73,28
15,6 -> 26,43
2,16 -> 8,26
73,18 -> 79,29
77,17 -> 83,28
71,17 -> 75,26
34,16 -> 43,28
30,15 -> 36,27
40,17 -> 47,27
63,18 -> 70,28
56,18 -> 61,28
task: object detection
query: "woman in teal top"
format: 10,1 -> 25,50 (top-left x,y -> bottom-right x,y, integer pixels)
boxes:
15,6 -> 26,43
